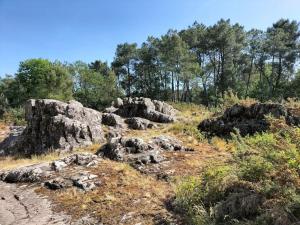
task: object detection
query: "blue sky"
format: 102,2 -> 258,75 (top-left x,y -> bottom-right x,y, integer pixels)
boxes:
1,0 -> 300,76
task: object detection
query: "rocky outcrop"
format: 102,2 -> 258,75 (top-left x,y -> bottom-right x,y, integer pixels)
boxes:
0,99 -> 104,155
98,137 -> 157,162
97,136 -> 193,166
198,103 -> 300,137
0,163 -> 51,183
106,97 -> 177,123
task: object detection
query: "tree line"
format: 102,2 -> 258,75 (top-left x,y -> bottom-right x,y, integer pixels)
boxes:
1,18 -> 300,115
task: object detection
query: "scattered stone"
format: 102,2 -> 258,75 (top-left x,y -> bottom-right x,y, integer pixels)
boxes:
51,160 -> 68,171
75,153 -> 98,166
125,117 -> 155,130
51,153 -> 99,171
0,99 -> 104,156
98,135 -> 193,168
151,136 -> 194,152
103,106 -> 118,114
71,173 -> 98,191
199,103 -> 300,137
105,130 -> 122,141
112,98 -> 123,108
44,178 -> 73,190
130,150 -> 164,165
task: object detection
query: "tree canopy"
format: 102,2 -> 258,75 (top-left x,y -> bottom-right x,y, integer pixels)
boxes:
1,18 -> 300,112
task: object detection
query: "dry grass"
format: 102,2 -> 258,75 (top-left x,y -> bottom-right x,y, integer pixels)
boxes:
0,122 -> 9,142
0,144 -> 101,170
37,160 -> 174,225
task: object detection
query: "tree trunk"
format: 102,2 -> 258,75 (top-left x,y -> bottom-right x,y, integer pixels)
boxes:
176,75 -> 180,102
246,57 -> 254,97
127,65 -> 131,97
171,71 -> 175,102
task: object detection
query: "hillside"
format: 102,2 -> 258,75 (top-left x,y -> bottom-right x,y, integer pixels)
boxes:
0,97 -> 299,225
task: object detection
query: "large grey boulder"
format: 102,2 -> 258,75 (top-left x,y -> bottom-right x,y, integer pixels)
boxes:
97,135 -> 193,167
0,99 -> 104,156
199,103 -> 300,137
106,97 -> 177,123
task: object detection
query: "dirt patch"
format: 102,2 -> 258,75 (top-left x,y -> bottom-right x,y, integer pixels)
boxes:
37,160 -> 177,225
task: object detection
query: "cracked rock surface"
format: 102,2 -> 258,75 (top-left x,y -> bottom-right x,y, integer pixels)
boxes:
0,181 -> 71,225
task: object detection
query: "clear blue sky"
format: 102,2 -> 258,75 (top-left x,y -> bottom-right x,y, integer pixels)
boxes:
1,0 -> 300,76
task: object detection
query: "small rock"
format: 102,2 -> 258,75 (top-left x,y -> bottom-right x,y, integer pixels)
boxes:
44,178 -> 72,190
75,153 -> 98,166
151,136 -> 194,151
71,173 -> 98,191
51,160 -> 68,171
102,113 -> 124,127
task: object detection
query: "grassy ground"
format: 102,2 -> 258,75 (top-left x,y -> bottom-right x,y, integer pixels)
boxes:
1,98 -> 300,224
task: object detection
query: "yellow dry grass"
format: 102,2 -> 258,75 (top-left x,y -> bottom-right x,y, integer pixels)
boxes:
0,144 -> 101,170
37,160 -> 174,225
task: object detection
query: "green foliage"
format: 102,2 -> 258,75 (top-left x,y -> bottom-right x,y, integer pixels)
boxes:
175,123 -> 300,225
16,59 -> 73,103
238,155 -> 273,182
69,60 -> 121,110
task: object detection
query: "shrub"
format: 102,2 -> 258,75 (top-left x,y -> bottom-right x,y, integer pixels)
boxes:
175,123 -> 300,225
238,155 -> 273,182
